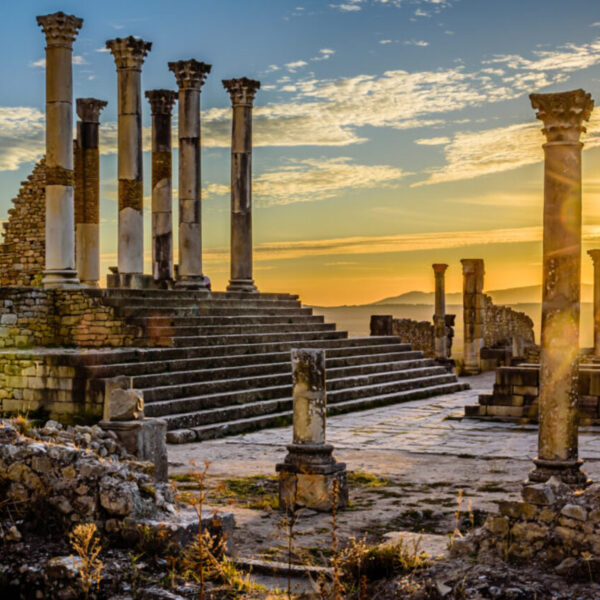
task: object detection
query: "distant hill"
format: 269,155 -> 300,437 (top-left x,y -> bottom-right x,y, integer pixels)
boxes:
373,284 -> 594,306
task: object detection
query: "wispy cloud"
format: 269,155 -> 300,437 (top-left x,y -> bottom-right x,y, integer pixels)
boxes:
311,48 -> 335,61
414,136 -> 450,146
404,39 -> 429,47
285,60 -> 308,72
0,107 -> 45,171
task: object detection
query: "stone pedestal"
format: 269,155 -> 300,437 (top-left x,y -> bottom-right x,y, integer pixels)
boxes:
37,12 -> 83,290
146,90 -> 177,285
433,263 -> 449,359
74,98 -> 107,288
106,36 -> 152,289
223,78 -> 261,293
528,89 -> 594,488
169,60 -> 211,290
370,314 -> 393,336
588,249 -> 600,357
276,349 -> 348,512
461,258 -> 485,375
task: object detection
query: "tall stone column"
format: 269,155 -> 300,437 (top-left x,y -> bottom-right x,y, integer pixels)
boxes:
169,60 -> 211,290
37,12 -> 83,289
145,90 -> 177,285
432,263 -> 449,359
528,90 -> 593,487
461,258 -> 485,374
276,349 -> 348,512
223,78 -> 261,293
74,98 -> 107,288
106,36 -> 152,289
588,249 -> 600,357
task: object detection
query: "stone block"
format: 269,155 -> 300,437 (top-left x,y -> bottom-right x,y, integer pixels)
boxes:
560,504 -> 587,521
108,387 -> 144,421
522,482 -> 556,505
278,469 -> 348,513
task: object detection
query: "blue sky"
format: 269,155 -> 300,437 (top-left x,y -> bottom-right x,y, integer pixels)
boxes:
2,0 -> 600,304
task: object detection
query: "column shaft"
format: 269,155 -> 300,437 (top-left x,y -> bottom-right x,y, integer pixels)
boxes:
461,259 -> 484,374
37,12 -> 83,289
433,263 -> 448,359
528,89 -> 593,487
589,250 -> 600,356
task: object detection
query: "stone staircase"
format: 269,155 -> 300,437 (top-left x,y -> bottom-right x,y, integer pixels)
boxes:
80,290 -> 469,443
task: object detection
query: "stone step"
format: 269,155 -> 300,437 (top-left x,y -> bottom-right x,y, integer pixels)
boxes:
167,381 -> 469,443
165,329 -> 348,348
116,305 -> 315,318
147,373 -> 458,427
129,314 -> 327,327
141,364 -> 449,403
128,356 -> 436,388
103,296 -> 302,309
136,322 -> 335,337
99,289 -> 298,301
83,348 -> 422,379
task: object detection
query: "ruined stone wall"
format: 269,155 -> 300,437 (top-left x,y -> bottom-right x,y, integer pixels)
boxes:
0,160 -> 46,287
392,318 -> 435,358
0,288 -> 141,349
482,294 -> 535,349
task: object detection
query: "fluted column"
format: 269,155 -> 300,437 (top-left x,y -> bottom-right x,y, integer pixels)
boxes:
106,36 -> 152,289
432,263 -> 448,359
169,60 -> 211,290
223,78 -> 261,293
588,250 -> 600,357
528,89 -> 593,487
461,258 -> 485,374
146,90 -> 177,285
37,12 -> 83,289
74,98 -> 107,288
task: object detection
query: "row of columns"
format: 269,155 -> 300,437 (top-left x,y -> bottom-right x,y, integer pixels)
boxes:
37,12 -> 261,292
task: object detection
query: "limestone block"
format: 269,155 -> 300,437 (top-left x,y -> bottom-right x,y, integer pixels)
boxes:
278,469 -> 348,512
108,387 -> 144,421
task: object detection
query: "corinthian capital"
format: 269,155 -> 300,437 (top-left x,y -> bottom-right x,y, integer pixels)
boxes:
106,36 -> 152,70
432,263 -> 448,275
37,11 -> 83,48
145,90 -> 177,116
168,60 -> 212,90
222,78 -> 261,107
530,89 -> 594,143
76,98 -> 108,123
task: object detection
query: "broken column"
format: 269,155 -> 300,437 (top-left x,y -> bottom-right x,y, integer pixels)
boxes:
461,258 -> 485,374
106,36 -> 152,289
223,78 -> 261,293
277,349 -> 348,512
432,263 -> 449,359
74,98 -> 107,288
146,90 -> 177,285
588,249 -> 600,357
37,11 -> 83,289
169,60 -> 211,290
528,89 -> 593,487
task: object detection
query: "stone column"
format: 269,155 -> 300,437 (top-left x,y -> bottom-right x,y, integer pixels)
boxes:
37,12 -> 83,289
146,90 -> 177,285
588,249 -> 600,357
74,98 -> 107,288
433,263 -> 449,359
106,36 -> 152,289
169,60 -> 211,290
461,258 -> 485,374
223,78 -> 261,293
528,89 -> 593,487
276,349 -> 348,512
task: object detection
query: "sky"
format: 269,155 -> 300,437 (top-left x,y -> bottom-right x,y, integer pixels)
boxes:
2,0 -> 600,306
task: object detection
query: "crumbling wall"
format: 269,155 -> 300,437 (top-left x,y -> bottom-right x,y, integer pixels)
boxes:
482,294 -> 535,349
0,160 -> 46,287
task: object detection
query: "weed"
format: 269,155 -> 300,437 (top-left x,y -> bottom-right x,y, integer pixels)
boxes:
69,522 -> 103,600
347,471 -> 390,488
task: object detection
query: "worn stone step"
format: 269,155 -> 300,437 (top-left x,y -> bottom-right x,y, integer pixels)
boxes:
140,364 -> 448,403
98,289 -> 298,301
116,305 -> 315,318
167,381 -> 469,443
83,347 -> 422,379
129,314 -> 327,327
137,322 -> 335,337
165,329 -> 348,348
147,373 -> 457,427
103,296 -> 302,309
129,356 -> 436,388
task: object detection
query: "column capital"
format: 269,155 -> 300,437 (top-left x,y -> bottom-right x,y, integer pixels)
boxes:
222,77 -> 261,106
588,249 -> 600,265
168,59 -> 211,90
461,258 -> 484,275
106,36 -> 152,70
76,98 -> 107,123
432,263 -> 448,275
145,89 -> 177,116
530,89 -> 594,143
37,11 -> 83,48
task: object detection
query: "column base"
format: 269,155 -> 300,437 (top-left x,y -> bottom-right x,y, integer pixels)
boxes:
175,276 -> 210,291
118,273 -> 144,289
80,280 -> 100,289
527,457 -> 590,489
42,270 -> 81,290
227,279 -> 258,293
276,443 -> 348,512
